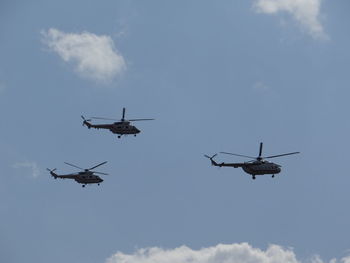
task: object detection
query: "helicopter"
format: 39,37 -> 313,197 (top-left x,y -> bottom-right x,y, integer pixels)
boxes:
81,108 -> 154,138
47,161 -> 108,187
205,142 -> 299,180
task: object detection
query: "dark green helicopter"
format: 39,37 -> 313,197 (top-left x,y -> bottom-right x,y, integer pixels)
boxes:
205,142 -> 300,180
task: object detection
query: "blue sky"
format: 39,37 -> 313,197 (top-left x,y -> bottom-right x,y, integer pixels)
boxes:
1,1 -> 350,262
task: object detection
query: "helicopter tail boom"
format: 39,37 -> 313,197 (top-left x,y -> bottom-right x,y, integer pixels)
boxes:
83,120 -> 92,129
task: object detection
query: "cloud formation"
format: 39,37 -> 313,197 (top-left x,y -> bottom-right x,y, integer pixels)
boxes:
42,28 -> 126,82
106,243 -> 350,263
13,161 -> 40,178
253,0 -> 327,39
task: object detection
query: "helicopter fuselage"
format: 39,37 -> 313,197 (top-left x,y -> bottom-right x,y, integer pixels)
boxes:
206,142 -> 299,180
109,121 -> 140,135
206,157 -> 282,179
51,171 -> 103,185
48,161 -> 108,187
84,120 -> 141,137
74,172 -> 104,184
82,108 -> 153,138
241,161 -> 281,176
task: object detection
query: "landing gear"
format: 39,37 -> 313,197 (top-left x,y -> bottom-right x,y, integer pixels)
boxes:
118,135 -> 121,138
98,183 -> 100,186
272,174 -> 275,178
252,175 -> 256,180
134,134 -> 137,137
82,185 -> 86,188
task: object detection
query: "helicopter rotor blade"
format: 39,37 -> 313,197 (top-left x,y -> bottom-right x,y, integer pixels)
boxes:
46,168 -> 57,172
220,152 -> 256,159
94,171 -> 109,175
122,108 -> 126,121
128,118 -> 155,121
259,142 -> 263,158
90,117 -> 119,121
264,152 -> 300,159
81,115 -> 91,121
64,162 -> 84,170
88,161 -> 108,171
204,154 -> 217,159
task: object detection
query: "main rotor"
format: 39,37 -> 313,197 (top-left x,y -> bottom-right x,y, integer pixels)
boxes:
89,107 -> 154,123
64,161 -> 108,175
220,142 -> 300,162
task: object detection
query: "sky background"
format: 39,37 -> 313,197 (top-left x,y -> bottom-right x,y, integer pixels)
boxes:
1,0 -> 350,262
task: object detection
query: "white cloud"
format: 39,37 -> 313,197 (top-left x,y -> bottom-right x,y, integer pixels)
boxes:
13,161 -> 40,178
342,257 -> 350,263
41,28 -> 126,82
253,0 -> 327,39
107,243 -> 299,263
106,243 -> 350,263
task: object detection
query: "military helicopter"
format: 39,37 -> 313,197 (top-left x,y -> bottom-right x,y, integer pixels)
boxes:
205,142 -> 299,180
47,161 -> 108,187
81,108 -> 154,138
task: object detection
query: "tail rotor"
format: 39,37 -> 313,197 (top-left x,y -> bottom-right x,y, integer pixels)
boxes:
204,154 -> 218,166
47,168 -> 57,178
81,115 -> 91,128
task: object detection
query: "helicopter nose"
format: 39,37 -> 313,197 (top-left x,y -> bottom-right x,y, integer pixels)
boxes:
136,128 -> 141,133
100,178 -> 104,182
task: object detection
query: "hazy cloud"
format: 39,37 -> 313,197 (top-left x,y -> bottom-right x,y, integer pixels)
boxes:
13,161 -> 40,178
41,28 -> 126,82
253,0 -> 327,39
341,257 -> 350,263
106,243 -> 350,263
253,81 -> 270,92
